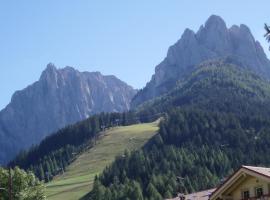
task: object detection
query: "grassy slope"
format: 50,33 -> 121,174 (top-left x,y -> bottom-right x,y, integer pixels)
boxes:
45,121 -> 159,200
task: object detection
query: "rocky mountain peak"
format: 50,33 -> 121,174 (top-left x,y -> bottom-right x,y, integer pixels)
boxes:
197,15 -> 230,54
40,63 -> 58,82
182,28 -> 195,39
43,63 -> 57,74
239,24 -> 255,41
0,65 -> 137,164
204,15 -> 227,31
131,15 -> 270,108
61,66 -> 77,73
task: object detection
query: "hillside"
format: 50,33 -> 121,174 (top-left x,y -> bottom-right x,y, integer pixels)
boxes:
92,108 -> 270,199
90,60 -> 270,199
10,112 -> 145,181
136,60 -> 270,117
45,122 -> 158,200
0,64 -> 136,165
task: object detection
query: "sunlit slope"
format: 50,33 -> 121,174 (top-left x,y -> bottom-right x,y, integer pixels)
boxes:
46,121 -> 159,200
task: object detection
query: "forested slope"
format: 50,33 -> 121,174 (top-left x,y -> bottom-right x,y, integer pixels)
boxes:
90,61 -> 270,200
137,60 -> 270,117
9,112 -> 141,181
45,122 -> 158,200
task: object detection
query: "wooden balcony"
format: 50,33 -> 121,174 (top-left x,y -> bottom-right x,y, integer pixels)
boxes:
241,194 -> 270,200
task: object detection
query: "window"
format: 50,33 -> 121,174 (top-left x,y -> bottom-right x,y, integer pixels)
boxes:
242,190 -> 250,200
256,187 -> 264,198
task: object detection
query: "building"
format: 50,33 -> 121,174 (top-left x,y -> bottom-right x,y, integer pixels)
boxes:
186,189 -> 216,200
210,166 -> 270,200
169,166 -> 270,200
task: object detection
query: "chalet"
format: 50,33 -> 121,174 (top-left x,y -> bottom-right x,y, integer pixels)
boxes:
169,166 -> 270,200
210,166 -> 270,200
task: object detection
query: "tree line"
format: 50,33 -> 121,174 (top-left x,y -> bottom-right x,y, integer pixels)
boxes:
88,62 -> 270,199
9,111 -> 149,181
10,110 -> 162,182
90,107 -> 270,199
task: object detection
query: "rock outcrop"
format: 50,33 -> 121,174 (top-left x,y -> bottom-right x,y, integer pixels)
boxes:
0,64 -> 136,164
132,15 -> 270,107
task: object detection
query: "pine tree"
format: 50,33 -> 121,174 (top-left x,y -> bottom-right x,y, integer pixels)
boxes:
265,24 -> 270,43
38,164 -> 45,180
92,177 -> 106,200
45,160 -> 51,181
146,183 -> 163,200
52,156 -> 58,173
164,190 -> 173,199
130,181 -> 143,200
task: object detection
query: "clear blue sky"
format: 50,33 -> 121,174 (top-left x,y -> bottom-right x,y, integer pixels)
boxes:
0,0 -> 269,110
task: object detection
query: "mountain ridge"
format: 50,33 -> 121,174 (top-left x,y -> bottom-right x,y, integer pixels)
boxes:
134,59 -> 270,118
0,64 -> 137,164
131,15 -> 270,107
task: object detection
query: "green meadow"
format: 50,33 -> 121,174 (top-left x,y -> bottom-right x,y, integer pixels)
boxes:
46,121 -> 159,200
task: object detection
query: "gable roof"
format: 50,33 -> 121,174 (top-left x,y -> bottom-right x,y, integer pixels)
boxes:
185,188 -> 216,200
166,189 -> 216,200
210,166 -> 270,200
243,165 -> 270,178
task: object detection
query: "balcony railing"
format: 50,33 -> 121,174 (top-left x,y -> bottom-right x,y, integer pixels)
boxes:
241,194 -> 270,200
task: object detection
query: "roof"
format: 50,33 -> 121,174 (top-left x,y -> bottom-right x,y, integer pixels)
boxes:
242,165 -> 270,178
166,189 -> 215,200
185,189 -> 216,200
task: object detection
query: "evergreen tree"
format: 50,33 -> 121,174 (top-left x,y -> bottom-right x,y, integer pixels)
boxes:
265,23 -> 270,43
146,183 -> 163,200
130,181 -> 143,200
92,177 -> 106,200
0,167 -> 45,200
38,164 -> 45,180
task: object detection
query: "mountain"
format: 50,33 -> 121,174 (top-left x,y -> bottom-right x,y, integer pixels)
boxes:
131,15 -> 270,107
0,64 -> 136,164
91,61 -> 270,200
14,60 -> 270,200
8,15 -> 270,200
88,16 -> 270,199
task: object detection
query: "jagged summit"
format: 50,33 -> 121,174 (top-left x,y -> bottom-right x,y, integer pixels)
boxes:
60,66 -> 77,72
131,15 -> 270,107
0,64 -> 137,164
46,62 -> 57,70
182,28 -> 195,38
40,63 -> 58,81
43,63 -> 57,73
204,15 -> 227,30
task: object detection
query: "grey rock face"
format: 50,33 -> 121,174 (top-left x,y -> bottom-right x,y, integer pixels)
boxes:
132,15 -> 270,107
0,64 -> 136,164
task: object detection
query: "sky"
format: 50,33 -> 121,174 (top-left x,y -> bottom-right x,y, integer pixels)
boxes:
0,0 -> 270,110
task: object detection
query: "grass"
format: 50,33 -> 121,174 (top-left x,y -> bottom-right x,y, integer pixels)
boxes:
45,121 -> 159,200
